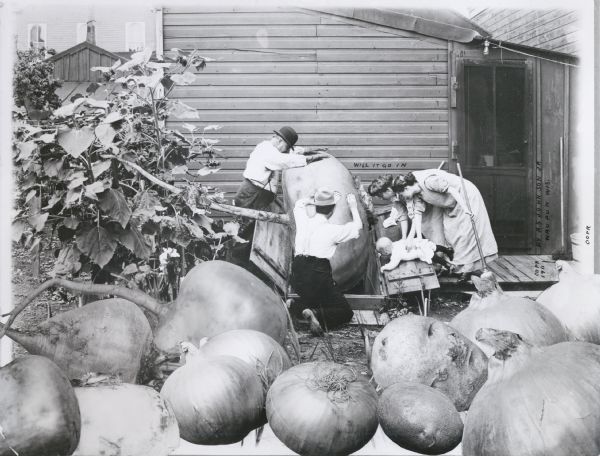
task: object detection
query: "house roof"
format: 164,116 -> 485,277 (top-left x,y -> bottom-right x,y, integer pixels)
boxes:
313,8 -> 489,43
47,40 -> 129,64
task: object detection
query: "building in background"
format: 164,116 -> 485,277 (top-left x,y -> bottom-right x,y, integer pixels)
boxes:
14,3 -> 158,54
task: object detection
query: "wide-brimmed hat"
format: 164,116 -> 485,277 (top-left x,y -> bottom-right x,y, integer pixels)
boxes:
273,126 -> 298,150
307,186 -> 341,206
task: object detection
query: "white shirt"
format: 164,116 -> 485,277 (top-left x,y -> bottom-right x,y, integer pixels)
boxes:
293,199 -> 361,259
242,141 -> 307,193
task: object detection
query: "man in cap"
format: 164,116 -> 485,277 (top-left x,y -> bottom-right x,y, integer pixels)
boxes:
234,126 -> 329,210
288,186 -> 363,335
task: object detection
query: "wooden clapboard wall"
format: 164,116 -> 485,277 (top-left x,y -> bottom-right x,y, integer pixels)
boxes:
163,8 -> 450,200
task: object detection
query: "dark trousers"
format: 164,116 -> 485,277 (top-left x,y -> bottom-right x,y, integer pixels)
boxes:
290,255 -> 354,330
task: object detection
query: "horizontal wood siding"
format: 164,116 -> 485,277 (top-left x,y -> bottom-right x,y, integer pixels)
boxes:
470,9 -> 579,55
164,9 -> 449,200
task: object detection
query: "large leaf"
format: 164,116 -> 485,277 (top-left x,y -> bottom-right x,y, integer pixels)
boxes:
43,192 -> 64,210
91,160 -> 112,179
12,220 -> 28,242
76,225 -> 117,268
184,220 -> 204,240
117,225 -> 151,260
167,100 -> 199,119
28,212 -> 48,232
95,124 -> 117,148
102,112 -> 124,125
51,244 -> 82,277
57,126 -> 95,158
43,157 -> 64,177
132,191 -> 162,223
85,181 -> 106,200
99,188 -> 131,228
170,71 -> 197,86
16,141 -> 37,161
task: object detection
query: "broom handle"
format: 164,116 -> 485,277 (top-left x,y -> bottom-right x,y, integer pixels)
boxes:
456,163 -> 487,272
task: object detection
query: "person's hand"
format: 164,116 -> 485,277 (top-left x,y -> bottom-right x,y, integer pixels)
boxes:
347,193 -> 357,210
306,153 -> 329,164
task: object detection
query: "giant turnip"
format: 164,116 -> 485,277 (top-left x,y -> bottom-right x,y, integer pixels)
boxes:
197,329 -> 291,388
463,328 -> 600,456
284,155 -> 369,290
266,361 -> 378,456
0,355 -> 81,456
377,381 -> 463,455
451,271 -> 568,356
153,261 -> 287,353
370,314 -> 488,411
4,260 -> 289,359
73,383 -> 179,456
0,299 -> 153,382
160,354 -> 264,445
537,260 -> 600,343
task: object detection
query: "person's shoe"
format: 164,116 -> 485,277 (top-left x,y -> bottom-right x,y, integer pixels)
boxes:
302,309 -> 324,336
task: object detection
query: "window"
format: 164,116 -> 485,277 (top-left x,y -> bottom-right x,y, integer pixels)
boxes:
76,23 -> 87,43
125,22 -> 145,52
28,23 -> 47,50
465,64 -> 526,168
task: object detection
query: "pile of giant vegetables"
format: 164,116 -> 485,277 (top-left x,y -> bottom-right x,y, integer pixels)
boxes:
537,260 -> 600,343
451,272 -> 568,356
0,299 -> 153,382
266,361 -> 378,456
283,155 -> 369,291
370,314 -> 488,411
463,328 -> 600,456
3,260 -> 290,381
377,381 -> 463,455
161,354 -> 264,445
0,355 -> 81,456
73,382 -> 179,456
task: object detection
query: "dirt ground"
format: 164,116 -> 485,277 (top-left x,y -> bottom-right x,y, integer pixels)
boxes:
10,243 -> 470,375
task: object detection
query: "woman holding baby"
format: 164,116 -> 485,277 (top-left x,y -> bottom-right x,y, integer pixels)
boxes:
368,169 -> 498,277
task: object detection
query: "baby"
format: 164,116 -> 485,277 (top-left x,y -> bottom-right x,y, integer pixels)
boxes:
376,237 -> 454,273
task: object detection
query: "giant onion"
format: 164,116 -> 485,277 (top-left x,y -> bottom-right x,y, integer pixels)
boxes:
370,314 -> 488,411
463,328 -> 600,456
537,260 -> 600,343
266,361 -> 378,456
160,354 -> 264,445
451,272 -> 568,356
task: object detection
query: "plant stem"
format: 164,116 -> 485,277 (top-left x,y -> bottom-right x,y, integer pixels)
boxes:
106,155 -> 291,225
0,278 -> 166,339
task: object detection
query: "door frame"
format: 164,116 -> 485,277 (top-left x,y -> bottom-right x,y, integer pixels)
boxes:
454,54 -> 535,254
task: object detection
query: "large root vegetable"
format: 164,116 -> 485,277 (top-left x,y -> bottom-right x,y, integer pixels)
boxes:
153,261 -> 287,353
378,381 -> 463,455
0,299 -> 153,383
370,314 -> 488,411
73,383 -> 179,456
537,260 -> 600,343
463,328 -> 600,456
3,260 -> 290,359
160,354 -> 264,445
0,355 -> 81,456
451,272 -> 568,356
283,155 -> 369,290
266,361 -> 378,456
197,329 -> 291,388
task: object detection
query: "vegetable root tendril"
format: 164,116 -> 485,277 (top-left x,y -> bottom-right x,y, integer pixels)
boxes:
306,364 -> 358,403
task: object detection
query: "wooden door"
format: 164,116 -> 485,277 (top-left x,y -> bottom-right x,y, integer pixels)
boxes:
459,61 -> 533,253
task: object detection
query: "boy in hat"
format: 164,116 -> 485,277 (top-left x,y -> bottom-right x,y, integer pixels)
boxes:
234,126 -> 329,210
289,186 -> 363,335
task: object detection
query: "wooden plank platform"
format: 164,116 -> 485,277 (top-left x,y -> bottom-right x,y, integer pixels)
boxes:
439,255 -> 559,290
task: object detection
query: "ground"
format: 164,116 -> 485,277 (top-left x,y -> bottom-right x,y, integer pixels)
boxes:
10,243 -> 470,376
